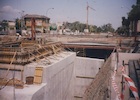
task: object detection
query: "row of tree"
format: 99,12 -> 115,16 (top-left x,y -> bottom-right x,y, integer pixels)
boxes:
64,21 -> 115,33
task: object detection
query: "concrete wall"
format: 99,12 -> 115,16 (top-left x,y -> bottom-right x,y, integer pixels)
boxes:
111,53 -> 140,67
66,57 -> 104,100
43,53 -> 75,100
0,52 -> 76,100
82,53 -> 140,100
83,56 -> 111,100
0,52 -> 106,100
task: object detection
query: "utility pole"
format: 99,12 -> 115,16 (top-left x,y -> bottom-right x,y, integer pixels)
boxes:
31,18 -> 36,40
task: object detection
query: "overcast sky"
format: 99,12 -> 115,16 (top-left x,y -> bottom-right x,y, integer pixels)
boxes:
0,0 -> 136,29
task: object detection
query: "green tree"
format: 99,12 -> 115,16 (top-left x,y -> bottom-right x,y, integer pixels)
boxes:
128,4 -> 140,34
137,0 -> 140,4
116,26 -> 126,35
121,17 -> 130,36
15,18 -> 21,30
97,27 -> 102,33
65,21 -> 115,34
89,25 -> 97,33
128,5 -> 140,21
80,24 -> 86,32
89,25 -> 94,32
1,20 -> 8,31
101,23 -> 115,33
66,21 -> 86,32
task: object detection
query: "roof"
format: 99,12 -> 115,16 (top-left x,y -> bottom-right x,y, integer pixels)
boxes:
23,14 -> 50,20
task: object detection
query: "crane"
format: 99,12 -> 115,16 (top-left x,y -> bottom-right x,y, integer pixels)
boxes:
86,2 -> 95,30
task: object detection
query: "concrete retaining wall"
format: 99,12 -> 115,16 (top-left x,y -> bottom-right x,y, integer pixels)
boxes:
83,53 -> 140,100
0,52 -> 76,100
0,52 -> 106,100
66,57 -> 104,100
83,56 -> 111,100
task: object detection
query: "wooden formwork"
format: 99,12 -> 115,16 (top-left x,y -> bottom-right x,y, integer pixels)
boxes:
0,41 -> 63,65
0,41 -> 62,88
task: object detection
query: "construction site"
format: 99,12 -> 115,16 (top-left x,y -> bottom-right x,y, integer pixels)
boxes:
0,28 -> 140,100
0,0 -> 140,99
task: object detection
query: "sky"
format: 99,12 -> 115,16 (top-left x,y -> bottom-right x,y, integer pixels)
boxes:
0,0 -> 136,29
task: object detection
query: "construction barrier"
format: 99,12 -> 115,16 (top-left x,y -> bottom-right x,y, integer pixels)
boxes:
123,74 -> 140,100
111,69 -> 121,100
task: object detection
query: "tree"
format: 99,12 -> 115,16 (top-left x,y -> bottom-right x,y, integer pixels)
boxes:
128,4 -> 140,34
15,18 -> 21,30
97,27 -> 102,33
121,17 -> 130,36
1,20 -> 8,31
137,0 -> 140,4
64,21 -> 115,34
89,25 -> 97,33
80,24 -> 86,32
116,26 -> 126,35
65,21 -> 87,32
101,23 -> 115,33
128,5 -> 140,21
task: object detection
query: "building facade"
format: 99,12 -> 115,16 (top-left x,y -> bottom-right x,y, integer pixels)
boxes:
23,14 -> 50,33
8,21 -> 16,31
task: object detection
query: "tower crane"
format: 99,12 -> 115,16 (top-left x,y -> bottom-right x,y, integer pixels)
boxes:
86,2 -> 95,30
